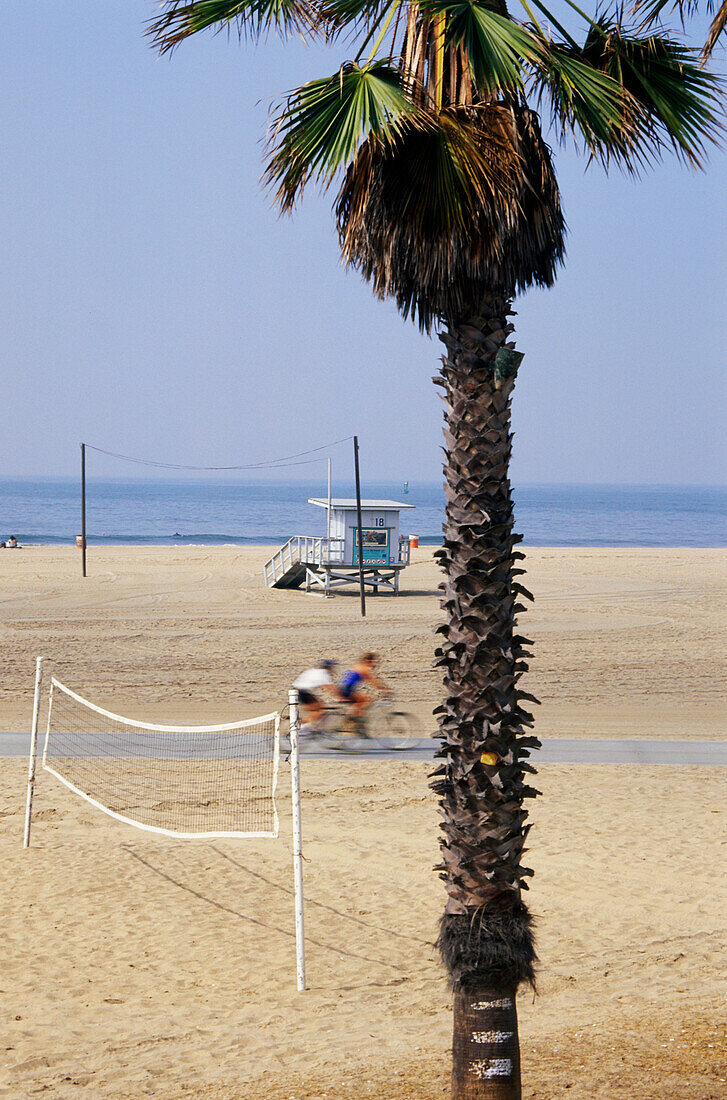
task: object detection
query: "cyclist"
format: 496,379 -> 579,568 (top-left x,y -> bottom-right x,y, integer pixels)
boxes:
292,659 -> 340,732
338,652 -> 391,728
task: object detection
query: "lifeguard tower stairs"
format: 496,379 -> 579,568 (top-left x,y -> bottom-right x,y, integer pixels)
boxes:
263,499 -> 414,596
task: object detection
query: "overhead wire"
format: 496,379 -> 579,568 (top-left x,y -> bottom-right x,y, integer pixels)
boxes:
82,437 -> 353,472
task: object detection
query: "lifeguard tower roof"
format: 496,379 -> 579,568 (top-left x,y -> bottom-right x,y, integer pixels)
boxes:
308,498 -> 415,510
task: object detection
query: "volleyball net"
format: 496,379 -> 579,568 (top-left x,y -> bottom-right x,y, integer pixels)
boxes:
23,660 -> 306,989
40,678 -> 280,839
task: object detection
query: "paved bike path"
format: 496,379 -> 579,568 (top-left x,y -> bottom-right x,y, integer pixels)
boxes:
295,738 -> 727,764
2,733 -> 726,765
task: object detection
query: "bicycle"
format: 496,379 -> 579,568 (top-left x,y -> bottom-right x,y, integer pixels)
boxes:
301,692 -> 417,752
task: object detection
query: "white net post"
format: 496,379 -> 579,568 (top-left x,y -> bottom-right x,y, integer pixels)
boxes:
288,689 -> 306,992
23,657 -> 45,849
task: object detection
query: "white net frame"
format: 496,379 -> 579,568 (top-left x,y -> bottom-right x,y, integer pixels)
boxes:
40,677 -> 281,840
24,663 -> 307,992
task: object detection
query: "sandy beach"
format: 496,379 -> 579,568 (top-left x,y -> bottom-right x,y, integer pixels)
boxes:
2,761 -> 726,1099
1,545 -> 726,1097
1,545 -> 725,737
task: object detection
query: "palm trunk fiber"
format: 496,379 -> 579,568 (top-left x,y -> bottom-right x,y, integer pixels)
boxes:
432,293 -> 540,1100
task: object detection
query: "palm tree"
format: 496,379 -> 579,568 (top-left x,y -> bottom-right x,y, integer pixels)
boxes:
149,2 -> 722,1095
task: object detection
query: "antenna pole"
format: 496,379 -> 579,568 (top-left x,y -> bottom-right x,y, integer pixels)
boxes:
326,457 -> 332,596
81,443 -> 87,578
353,436 -> 366,617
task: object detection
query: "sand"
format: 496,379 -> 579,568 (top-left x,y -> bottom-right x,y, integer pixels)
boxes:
1,545 -> 726,1097
2,762 -> 726,1098
1,545 -> 725,737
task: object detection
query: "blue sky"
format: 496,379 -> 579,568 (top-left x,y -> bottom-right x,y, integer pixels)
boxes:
2,3 -> 725,484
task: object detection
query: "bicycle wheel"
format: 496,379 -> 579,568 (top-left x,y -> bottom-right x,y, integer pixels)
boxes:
318,712 -> 367,752
386,711 -> 417,750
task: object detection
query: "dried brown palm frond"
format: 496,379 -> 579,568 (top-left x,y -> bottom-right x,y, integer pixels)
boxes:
704,0 -> 727,57
336,101 -> 565,329
633,0 -> 727,60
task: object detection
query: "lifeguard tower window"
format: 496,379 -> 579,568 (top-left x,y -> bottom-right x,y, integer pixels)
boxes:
353,528 -> 390,566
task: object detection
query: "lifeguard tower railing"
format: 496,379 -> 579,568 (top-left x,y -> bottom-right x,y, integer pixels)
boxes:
263,536 -> 344,588
263,535 -> 411,591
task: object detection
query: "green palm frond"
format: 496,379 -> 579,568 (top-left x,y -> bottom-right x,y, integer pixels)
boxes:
418,0 -> 545,93
581,21 -> 724,167
265,61 -> 422,210
149,0 -> 320,52
530,40 -> 631,164
150,0 -> 723,326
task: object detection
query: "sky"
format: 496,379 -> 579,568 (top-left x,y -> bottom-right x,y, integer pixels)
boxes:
2,2 -> 726,486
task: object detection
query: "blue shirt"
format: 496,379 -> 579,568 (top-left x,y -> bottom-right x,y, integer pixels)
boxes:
339,669 -> 364,698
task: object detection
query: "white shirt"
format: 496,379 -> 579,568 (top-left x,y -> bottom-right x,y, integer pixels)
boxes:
293,668 -> 334,692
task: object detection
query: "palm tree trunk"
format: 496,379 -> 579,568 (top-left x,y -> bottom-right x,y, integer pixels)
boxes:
432,291 -> 540,1100
451,982 -> 521,1099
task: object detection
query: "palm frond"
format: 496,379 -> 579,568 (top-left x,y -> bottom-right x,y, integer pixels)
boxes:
337,103 -> 565,329
633,0 -> 727,64
150,0 -> 723,330
149,0 -> 319,52
530,38 -> 642,165
265,61 -> 421,210
320,0 -> 390,32
581,21 -> 724,168
632,0 -> 699,29
418,0 -> 545,94
703,0 -> 727,58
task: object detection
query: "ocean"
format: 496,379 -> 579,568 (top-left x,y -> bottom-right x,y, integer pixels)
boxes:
0,478 -> 725,548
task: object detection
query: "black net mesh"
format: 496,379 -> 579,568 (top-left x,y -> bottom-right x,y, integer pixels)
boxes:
43,681 -> 279,837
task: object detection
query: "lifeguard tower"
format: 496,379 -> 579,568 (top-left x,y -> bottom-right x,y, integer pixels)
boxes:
263,498 -> 415,596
